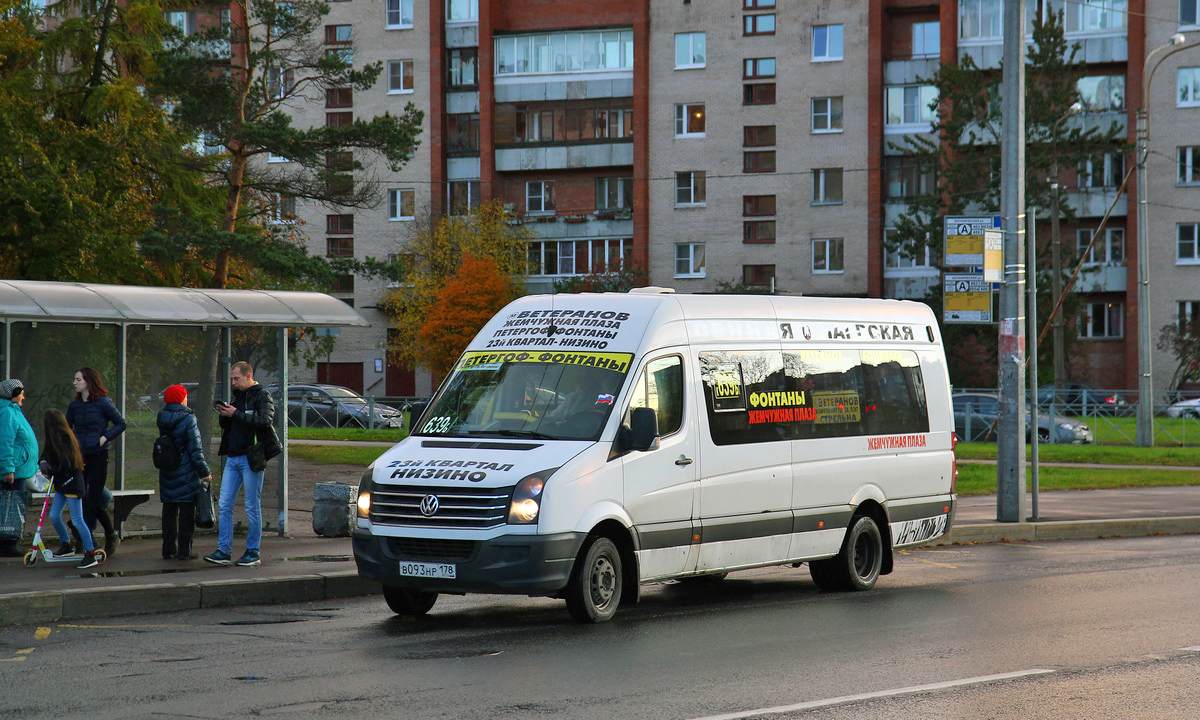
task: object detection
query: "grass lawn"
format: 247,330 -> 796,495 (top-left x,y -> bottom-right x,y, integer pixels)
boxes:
288,444 -> 388,467
955,442 -> 1200,467
955,463 -> 1200,496
288,427 -> 406,443
1059,415 -> 1200,446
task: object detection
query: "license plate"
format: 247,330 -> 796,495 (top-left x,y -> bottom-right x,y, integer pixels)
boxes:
398,561 -> 456,579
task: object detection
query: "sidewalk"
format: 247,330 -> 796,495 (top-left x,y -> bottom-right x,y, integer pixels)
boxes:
3,486 -> 1200,627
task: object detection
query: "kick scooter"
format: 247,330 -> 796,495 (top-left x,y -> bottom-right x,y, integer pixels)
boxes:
22,493 -> 106,567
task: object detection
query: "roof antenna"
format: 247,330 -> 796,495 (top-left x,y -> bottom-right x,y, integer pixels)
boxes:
547,281 -> 557,337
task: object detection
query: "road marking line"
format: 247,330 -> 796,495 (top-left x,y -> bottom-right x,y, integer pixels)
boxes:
58,624 -> 190,629
0,657 -> 27,663
34,627 -> 50,640
15,648 -> 34,655
686,669 -> 1056,720
1181,646 -> 1200,652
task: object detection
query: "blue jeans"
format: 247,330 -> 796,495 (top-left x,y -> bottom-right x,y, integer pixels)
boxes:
50,493 -> 94,552
217,455 -> 263,554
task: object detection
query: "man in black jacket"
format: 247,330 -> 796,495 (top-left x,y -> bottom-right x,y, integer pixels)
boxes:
204,361 -> 280,567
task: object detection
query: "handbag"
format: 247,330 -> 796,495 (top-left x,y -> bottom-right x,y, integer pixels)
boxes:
195,480 -> 215,530
0,489 -> 28,539
246,443 -> 267,473
24,471 -> 50,493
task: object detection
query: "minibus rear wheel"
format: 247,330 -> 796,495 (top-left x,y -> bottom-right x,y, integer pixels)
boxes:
383,586 -> 438,616
809,515 -> 882,592
565,536 -> 623,623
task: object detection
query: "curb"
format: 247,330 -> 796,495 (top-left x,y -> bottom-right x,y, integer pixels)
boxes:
934,516 -> 1200,545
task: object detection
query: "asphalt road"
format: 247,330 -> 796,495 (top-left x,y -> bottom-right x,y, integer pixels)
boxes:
2,535 -> 1198,720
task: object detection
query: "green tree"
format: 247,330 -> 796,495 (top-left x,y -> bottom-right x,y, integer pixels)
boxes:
384,200 -> 532,371
1157,322 -> 1200,397
552,262 -> 648,294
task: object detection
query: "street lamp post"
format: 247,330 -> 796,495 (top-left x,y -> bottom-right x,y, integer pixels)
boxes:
1136,33 -> 1192,446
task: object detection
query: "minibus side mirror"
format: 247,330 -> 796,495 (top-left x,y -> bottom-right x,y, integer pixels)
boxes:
629,407 -> 659,451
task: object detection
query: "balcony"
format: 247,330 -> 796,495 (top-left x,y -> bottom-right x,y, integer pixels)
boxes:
1074,263 -> 1127,293
495,141 -> 633,172
1066,188 -> 1127,218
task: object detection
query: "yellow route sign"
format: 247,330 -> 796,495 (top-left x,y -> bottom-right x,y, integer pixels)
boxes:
943,273 -> 994,324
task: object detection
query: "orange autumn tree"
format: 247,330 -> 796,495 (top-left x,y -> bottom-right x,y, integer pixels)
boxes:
416,254 -> 520,377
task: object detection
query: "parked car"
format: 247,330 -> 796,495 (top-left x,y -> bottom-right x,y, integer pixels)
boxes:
1036,382 -> 1129,416
271,384 -> 404,429
953,392 -> 1094,444
1165,396 -> 1200,418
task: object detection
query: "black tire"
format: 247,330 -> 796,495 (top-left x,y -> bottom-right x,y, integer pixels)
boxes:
1036,428 -> 1051,444
382,585 -> 438,616
565,536 -> 623,623
811,515 -> 883,592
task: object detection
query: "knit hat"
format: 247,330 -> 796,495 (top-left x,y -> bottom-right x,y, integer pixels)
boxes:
0,378 -> 24,399
163,384 -> 188,405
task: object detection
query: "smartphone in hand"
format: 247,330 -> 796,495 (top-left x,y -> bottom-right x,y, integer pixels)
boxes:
213,400 -> 227,410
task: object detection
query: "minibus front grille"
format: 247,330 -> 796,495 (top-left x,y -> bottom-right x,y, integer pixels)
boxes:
370,484 -> 511,529
388,537 -> 478,561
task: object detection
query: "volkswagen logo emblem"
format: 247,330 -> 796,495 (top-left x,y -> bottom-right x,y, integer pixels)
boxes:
419,495 -> 440,517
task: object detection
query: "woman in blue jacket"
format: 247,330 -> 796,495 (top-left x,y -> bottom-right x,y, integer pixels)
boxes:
156,385 -> 212,560
0,378 -> 37,557
67,367 -> 126,555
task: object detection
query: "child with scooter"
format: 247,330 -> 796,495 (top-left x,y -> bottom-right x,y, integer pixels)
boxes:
40,409 -> 101,569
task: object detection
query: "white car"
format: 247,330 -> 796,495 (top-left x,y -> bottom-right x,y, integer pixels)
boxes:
1165,397 -> 1200,418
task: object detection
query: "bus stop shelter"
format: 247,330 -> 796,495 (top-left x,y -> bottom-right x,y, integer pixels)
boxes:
0,280 -> 369,536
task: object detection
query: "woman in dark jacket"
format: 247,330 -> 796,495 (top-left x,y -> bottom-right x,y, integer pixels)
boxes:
156,385 -> 212,560
67,367 -> 126,554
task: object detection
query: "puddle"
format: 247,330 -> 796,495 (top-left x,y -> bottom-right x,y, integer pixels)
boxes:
63,568 -> 195,579
281,554 -> 353,563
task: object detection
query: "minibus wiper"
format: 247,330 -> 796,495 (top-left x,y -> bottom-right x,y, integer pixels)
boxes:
481,429 -> 558,440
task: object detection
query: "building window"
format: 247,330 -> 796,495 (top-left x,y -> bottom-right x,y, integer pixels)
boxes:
883,229 -> 934,268
1064,0 -> 1127,33
885,85 -> 938,128
164,11 -> 196,35
1076,228 -> 1125,264
912,21 -> 940,57
1180,146 -> 1200,185
675,32 -> 706,69
325,88 -> 352,108
331,275 -> 354,294
1078,75 -> 1125,111
387,60 -> 414,93
675,243 -> 706,278
1185,0 -> 1200,25
884,156 -> 935,200
595,177 -> 633,210
744,125 -> 776,147
743,0 -> 775,7
743,150 -> 776,173
743,83 -> 776,105
675,103 -> 706,137
385,0 -> 413,28
447,0 -> 477,22
1179,223 -> 1200,263
268,194 -> 296,224
495,29 -> 635,75
267,67 -> 295,99
675,171 -> 706,206
744,195 -> 776,216
812,168 -> 843,205
526,181 -> 555,214
595,107 -> 634,138
448,180 -> 480,216
324,24 -> 352,44
744,220 -> 776,243
388,188 -> 415,220
326,151 -> 353,171
959,0 -> 1002,40
326,112 -> 353,128
744,14 -> 776,36
811,97 -> 843,132
326,214 -> 354,234
326,236 -> 354,258
812,24 -> 843,61
528,238 -> 633,276
744,57 -> 776,79
1180,68 -> 1200,107
812,238 -> 845,274
1079,152 -> 1126,188
1079,302 -> 1123,339
1179,301 -> 1200,336
447,113 -> 480,154
743,264 -> 775,288
448,48 -> 478,88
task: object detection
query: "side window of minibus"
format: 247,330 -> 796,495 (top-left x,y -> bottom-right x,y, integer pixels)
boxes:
628,356 -> 684,436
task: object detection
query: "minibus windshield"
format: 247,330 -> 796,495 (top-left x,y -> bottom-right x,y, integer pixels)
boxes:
414,350 -> 635,441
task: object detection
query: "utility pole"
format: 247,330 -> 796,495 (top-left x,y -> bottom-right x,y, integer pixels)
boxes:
997,0 -> 1027,523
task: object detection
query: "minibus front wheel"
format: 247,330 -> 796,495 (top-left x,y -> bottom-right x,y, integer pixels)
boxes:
565,536 -> 623,623
809,515 -> 883,592
383,585 -> 439,616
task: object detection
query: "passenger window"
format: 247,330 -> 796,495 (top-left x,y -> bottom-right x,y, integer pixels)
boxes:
860,350 -> 929,435
628,356 -> 684,435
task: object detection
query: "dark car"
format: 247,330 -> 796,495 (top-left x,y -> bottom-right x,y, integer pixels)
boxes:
271,383 -> 404,429
953,392 -> 1093,444
1036,382 -> 1129,416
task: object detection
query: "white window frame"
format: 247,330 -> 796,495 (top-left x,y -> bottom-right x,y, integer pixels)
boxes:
1179,223 -> 1200,263
268,194 -> 296,225
811,168 -> 843,205
1078,75 -> 1125,111
1180,146 -> 1200,185
959,0 -> 1002,40
1180,67 -> 1200,107
812,237 -> 845,274
811,96 -> 843,133
385,0 -> 414,29
446,0 -> 477,23
267,151 -> 290,163
675,171 -> 706,207
1079,301 -> 1124,339
388,188 -> 415,221
674,103 -> 706,137
675,243 -> 706,278
526,181 -> 554,214
495,30 -> 635,76
1080,152 -> 1126,188
885,84 -> 938,130
387,60 -> 414,94
1076,227 -> 1125,264
812,24 -> 844,62
527,238 -> 632,277
1185,0 -> 1200,26
675,32 -> 706,69
164,11 -> 196,35
1064,0 -> 1127,34
912,21 -> 940,57
883,229 -> 935,269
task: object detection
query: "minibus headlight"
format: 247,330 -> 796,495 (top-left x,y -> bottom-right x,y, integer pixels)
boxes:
507,469 -> 557,525
357,463 -> 374,519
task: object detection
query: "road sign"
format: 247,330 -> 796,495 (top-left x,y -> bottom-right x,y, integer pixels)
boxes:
983,229 -> 1003,282
944,215 -> 1001,266
943,272 -> 994,324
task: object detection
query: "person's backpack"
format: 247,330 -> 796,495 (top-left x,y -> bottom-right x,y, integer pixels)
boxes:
152,431 -> 181,470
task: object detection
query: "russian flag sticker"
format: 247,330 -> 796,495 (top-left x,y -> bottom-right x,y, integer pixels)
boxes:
596,393 -> 615,405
